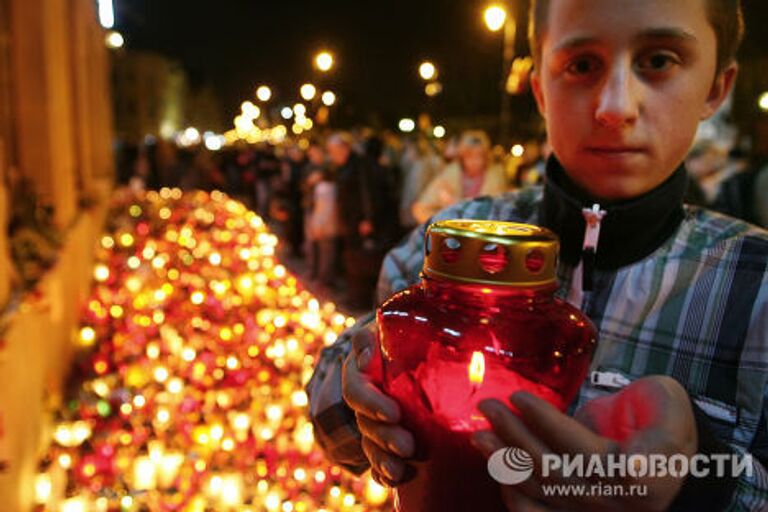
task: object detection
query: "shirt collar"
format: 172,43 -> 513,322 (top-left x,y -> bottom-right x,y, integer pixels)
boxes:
539,156 -> 687,270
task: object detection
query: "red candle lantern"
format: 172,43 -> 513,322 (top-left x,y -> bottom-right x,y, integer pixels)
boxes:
375,220 -> 598,511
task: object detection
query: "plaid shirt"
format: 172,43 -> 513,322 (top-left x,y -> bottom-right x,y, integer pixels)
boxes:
307,187 -> 768,510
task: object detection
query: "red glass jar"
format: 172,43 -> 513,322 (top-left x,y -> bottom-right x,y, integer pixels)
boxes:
375,220 -> 598,511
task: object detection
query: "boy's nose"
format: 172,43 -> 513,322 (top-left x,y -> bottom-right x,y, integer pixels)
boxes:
595,61 -> 639,128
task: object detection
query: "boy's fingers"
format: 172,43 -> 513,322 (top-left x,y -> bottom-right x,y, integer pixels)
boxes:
351,324 -> 377,370
342,352 -> 400,422
471,430 -> 506,457
357,414 -> 415,458
477,399 -> 550,463
370,469 -> 398,489
510,392 -> 617,457
476,399 -> 603,509
362,437 -> 410,485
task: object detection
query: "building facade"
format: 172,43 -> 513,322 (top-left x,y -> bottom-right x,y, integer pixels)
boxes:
0,0 -> 114,509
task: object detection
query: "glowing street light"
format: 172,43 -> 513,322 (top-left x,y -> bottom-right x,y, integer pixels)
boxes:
204,134 -> 225,151
97,0 -> 115,29
241,101 -> 260,119
105,31 -> 124,49
321,91 -> 336,106
760,91 -> 768,112
256,85 -> 272,102
419,61 -> 437,81
293,103 -> 307,117
511,144 -> 525,157
398,118 -> 416,133
181,127 -> 201,146
425,82 -> 443,97
280,107 -> 294,120
483,2 -> 516,144
300,83 -> 317,101
315,51 -> 335,72
484,5 -> 507,32
433,125 -> 446,139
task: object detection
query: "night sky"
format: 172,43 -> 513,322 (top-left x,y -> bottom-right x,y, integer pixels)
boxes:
114,0 -> 768,130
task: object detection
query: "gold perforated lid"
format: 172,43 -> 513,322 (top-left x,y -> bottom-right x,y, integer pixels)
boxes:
423,220 -> 559,286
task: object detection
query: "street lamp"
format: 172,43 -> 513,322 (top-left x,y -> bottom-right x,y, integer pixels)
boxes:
256,86 -> 272,102
314,51 -> 335,72
241,101 -> 260,119
321,91 -> 336,106
300,83 -> 317,101
419,61 -> 437,81
293,103 -> 307,118
399,118 -> 416,133
425,82 -> 443,97
483,2 -> 516,145
760,91 -> 768,112
105,31 -> 124,49
97,0 -> 115,29
484,5 -> 507,32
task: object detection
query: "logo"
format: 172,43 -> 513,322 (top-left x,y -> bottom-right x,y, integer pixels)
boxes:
486,448 -> 753,488
488,447 -> 534,485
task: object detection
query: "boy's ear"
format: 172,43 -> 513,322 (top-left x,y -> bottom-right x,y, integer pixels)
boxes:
700,63 -> 738,120
531,70 -> 547,116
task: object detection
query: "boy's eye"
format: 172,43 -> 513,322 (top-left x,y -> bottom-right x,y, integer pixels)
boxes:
565,56 -> 602,77
636,52 -> 679,73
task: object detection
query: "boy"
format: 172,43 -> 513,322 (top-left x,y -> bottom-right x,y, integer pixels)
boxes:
307,0 -> 768,509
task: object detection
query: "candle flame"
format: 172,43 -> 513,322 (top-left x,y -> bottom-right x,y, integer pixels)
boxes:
468,351 -> 485,385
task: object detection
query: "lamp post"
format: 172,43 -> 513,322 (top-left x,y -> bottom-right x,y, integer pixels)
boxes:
760,91 -> 768,113
314,51 -> 335,73
484,3 -> 516,145
300,83 -> 317,102
256,85 -> 272,102
419,61 -> 437,82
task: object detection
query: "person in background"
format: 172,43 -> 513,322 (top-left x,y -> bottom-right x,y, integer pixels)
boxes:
756,163 -> 768,228
306,166 -> 339,292
411,130 -> 507,224
399,137 -> 444,231
711,146 -> 764,226
280,143 -> 308,258
685,139 -> 729,204
254,143 -> 280,221
328,132 -> 381,309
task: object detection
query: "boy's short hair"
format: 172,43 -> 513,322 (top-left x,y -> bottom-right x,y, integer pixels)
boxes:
528,0 -> 744,74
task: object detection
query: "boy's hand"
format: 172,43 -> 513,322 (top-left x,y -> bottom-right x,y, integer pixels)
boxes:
341,323 -> 416,486
472,376 -> 697,511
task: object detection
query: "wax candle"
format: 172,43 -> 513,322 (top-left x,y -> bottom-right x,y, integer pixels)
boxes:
157,452 -> 184,489
132,456 -> 157,491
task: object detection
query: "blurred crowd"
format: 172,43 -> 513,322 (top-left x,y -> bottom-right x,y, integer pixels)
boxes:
115,129 -> 768,309
685,139 -> 768,228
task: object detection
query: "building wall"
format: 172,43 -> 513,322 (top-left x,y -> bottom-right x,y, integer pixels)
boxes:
0,0 -> 12,308
188,84 -> 226,135
112,50 -> 226,143
113,51 -> 188,143
0,0 -> 114,509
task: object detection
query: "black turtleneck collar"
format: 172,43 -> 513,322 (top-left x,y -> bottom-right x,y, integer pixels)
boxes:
539,156 -> 687,270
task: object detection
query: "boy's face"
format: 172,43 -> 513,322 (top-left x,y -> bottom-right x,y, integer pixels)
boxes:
531,0 -> 736,200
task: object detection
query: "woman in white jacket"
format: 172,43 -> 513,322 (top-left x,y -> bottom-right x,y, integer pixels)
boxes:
411,130 -> 507,224
306,168 -> 339,288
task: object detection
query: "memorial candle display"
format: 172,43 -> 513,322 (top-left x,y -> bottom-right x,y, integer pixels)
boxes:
32,189 -> 392,510
376,220 -> 598,511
